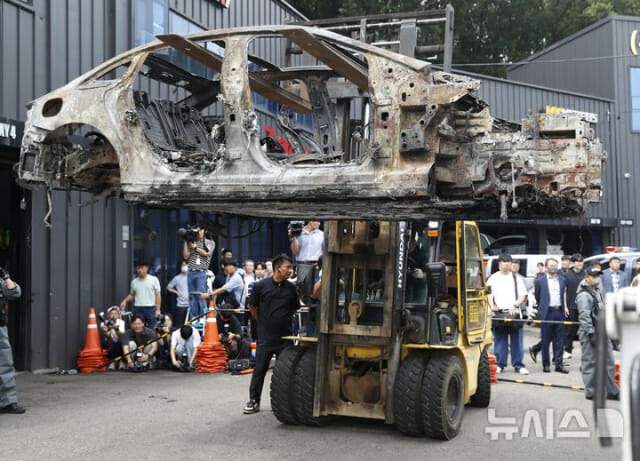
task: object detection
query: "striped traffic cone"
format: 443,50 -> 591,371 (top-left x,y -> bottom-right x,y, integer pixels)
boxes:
195,303 -> 228,373
489,354 -> 498,384
77,307 -> 109,373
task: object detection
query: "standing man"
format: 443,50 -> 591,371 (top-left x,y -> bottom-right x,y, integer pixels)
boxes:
119,261 -> 162,329
290,221 -> 324,302
560,255 -> 572,275
0,267 -> 24,414
167,260 -> 190,328
602,256 -> 628,351
576,265 -> 619,400
534,258 -> 569,373
183,224 -> 215,320
487,254 -> 528,375
563,253 -> 585,359
243,254 -> 299,414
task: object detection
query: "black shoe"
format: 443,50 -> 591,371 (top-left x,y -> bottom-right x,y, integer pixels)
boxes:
529,346 -> 538,364
543,366 -> 550,373
243,399 -> 260,414
586,395 -> 593,400
0,403 -> 25,414
607,394 -> 620,401
555,366 -> 570,374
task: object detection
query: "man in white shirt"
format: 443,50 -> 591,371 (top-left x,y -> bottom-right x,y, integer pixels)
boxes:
487,253 -> 528,374
170,325 -> 201,371
290,221 -> 324,302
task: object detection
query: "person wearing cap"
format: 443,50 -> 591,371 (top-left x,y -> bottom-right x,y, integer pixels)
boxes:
563,253 -> 585,359
576,264 -> 619,400
244,254 -> 299,414
119,261 -> 162,329
100,306 -> 126,370
210,259 -> 244,310
534,257 -> 569,373
487,253 -> 529,375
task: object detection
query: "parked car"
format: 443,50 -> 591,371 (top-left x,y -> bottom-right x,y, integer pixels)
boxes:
483,235 -> 528,256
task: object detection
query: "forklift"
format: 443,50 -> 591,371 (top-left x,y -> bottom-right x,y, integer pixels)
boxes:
271,219 -> 492,440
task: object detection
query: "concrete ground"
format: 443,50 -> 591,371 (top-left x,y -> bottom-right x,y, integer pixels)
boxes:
1,328 -> 622,461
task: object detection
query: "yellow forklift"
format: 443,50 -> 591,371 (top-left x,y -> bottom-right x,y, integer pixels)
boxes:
272,219 -> 492,440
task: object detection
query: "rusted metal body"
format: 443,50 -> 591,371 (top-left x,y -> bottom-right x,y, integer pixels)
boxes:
18,25 -> 604,220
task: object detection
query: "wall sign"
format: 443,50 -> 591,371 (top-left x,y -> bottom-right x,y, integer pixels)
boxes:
0,117 -> 24,149
632,30 -> 639,56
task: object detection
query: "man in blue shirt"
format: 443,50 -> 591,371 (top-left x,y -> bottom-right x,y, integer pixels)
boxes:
119,261 -> 162,329
211,259 -> 244,310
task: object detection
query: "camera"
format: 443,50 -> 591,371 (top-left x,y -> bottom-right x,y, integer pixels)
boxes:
131,350 -> 151,372
155,314 -> 167,334
98,312 -> 116,328
288,220 -> 305,238
177,351 -> 191,372
177,225 -> 199,243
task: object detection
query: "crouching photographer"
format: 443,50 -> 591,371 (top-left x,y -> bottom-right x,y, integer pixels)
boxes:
121,315 -> 157,371
170,325 -> 201,371
218,307 -> 249,360
155,314 -> 174,369
99,306 -> 125,370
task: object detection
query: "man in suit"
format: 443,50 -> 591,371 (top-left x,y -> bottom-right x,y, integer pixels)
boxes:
602,256 -> 629,294
601,256 -> 628,351
534,257 -> 569,373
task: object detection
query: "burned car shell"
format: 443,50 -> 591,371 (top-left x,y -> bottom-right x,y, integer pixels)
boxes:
18,25 -> 605,220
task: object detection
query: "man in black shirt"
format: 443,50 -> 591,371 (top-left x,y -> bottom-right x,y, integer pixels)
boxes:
218,307 -> 249,360
564,253 -> 584,358
121,315 -> 158,370
243,254 -> 299,414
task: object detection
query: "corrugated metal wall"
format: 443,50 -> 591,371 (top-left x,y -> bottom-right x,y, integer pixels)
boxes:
0,0 -> 303,370
464,71 -> 616,222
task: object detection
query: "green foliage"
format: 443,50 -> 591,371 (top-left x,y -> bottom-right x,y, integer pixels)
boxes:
286,0 -> 640,77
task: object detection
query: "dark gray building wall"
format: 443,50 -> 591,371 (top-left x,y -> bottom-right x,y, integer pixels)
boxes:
0,0 -> 303,370
507,17 -> 615,100
462,71 -> 616,222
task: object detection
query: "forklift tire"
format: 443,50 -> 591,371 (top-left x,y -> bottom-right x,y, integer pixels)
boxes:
421,354 -> 465,440
291,347 -> 328,426
394,353 -> 426,437
469,349 -> 491,407
270,345 -> 304,425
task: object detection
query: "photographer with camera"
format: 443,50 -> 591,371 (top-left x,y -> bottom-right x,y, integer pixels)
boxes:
121,315 -> 158,371
218,307 -> 249,360
0,267 -> 24,414
100,306 -> 126,370
289,221 -> 324,303
210,259 -> 244,310
119,261 -> 162,329
170,325 -> 201,371
181,224 -> 214,320
155,314 -> 174,369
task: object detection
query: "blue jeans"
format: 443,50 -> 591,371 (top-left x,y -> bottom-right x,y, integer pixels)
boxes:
133,306 -> 157,329
188,271 -> 207,319
493,327 -> 525,370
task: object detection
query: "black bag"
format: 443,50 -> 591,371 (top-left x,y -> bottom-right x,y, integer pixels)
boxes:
491,274 -> 523,331
228,358 -> 251,372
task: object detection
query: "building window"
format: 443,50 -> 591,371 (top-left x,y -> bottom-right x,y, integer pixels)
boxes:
632,68 -> 640,132
133,0 -> 168,47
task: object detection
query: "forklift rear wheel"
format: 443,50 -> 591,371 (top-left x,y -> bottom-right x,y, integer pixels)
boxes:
394,352 -> 427,437
291,347 -> 329,426
421,354 -> 465,440
270,345 -> 304,424
469,349 -> 491,407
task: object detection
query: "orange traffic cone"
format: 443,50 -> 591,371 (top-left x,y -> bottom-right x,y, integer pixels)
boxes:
195,303 -> 228,373
489,354 -> 498,384
615,360 -> 620,387
77,307 -> 109,373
